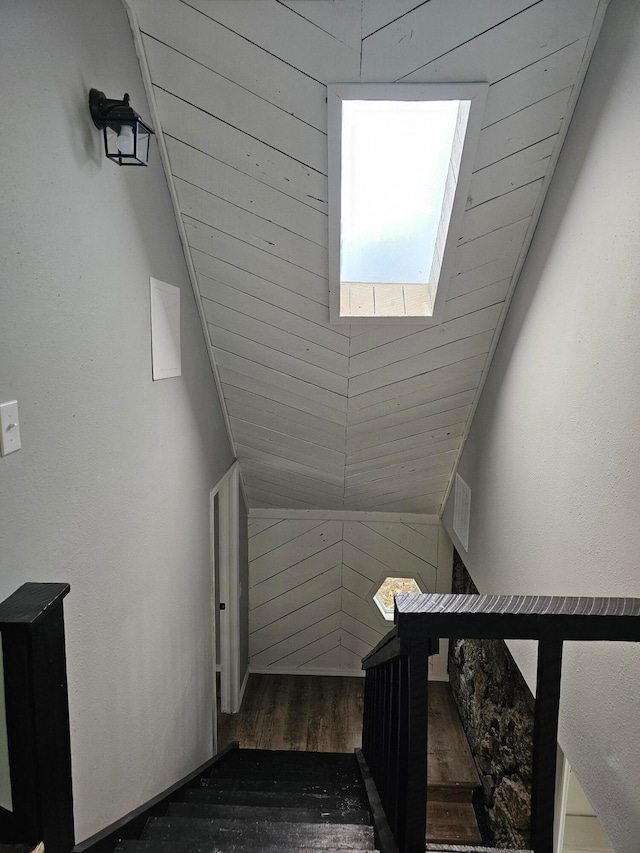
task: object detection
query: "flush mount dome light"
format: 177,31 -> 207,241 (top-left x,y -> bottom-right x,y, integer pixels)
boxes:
328,83 -> 488,323
374,576 -> 424,621
89,88 -> 155,166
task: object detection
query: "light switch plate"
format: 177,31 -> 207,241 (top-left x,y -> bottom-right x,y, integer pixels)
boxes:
0,401 -> 21,456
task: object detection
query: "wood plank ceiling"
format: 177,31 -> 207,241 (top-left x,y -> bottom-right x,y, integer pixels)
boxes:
129,0 -> 605,513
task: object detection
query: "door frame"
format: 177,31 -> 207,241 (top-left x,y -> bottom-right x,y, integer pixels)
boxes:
211,461 -> 241,720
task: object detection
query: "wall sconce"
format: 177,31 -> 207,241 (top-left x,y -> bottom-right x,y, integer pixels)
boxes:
89,88 -> 155,166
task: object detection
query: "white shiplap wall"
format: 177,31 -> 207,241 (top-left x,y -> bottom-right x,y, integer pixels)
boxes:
248,512 -> 453,677
129,0 -> 607,514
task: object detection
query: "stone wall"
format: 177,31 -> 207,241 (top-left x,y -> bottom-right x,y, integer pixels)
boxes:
448,551 -> 534,848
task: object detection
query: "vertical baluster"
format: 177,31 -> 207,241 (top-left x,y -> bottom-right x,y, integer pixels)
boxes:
401,638 -> 429,853
386,656 -> 400,836
380,661 -> 389,807
530,638 -> 564,853
362,668 -> 372,758
395,653 -> 409,850
374,664 -> 384,781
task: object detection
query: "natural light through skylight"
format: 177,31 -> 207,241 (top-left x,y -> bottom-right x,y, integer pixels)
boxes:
328,83 -> 488,323
340,99 -> 460,288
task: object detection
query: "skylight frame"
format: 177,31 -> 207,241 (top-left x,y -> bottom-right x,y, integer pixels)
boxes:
328,83 -> 488,325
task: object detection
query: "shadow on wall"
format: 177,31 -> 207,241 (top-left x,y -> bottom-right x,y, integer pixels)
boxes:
448,551 -> 534,848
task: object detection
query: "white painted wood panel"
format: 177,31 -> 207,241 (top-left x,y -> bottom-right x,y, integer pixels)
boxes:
131,0 -> 607,515
166,138 -> 328,247
221,370 -> 347,426
347,425 -> 468,467
345,442 -> 463,479
475,88 -> 573,170
209,328 -> 347,396
349,305 -> 504,377
225,396 -> 344,450
142,35 -> 328,172
361,0 -> 534,82
154,89 -> 328,212
236,444 -> 345,488
347,356 -> 487,412
184,0 -> 362,83
348,331 -> 495,398
349,391 -> 476,438
199,279 -> 348,355
347,373 -> 482,425
249,516 -> 453,675
346,452 -> 460,492
362,1 -> 426,39
177,179 -> 328,276
460,180 -> 543,245
137,0 -> 327,130
400,0 -> 598,85
279,0 -> 363,51
204,302 -> 347,376
189,230 -> 328,306
241,463 -> 345,501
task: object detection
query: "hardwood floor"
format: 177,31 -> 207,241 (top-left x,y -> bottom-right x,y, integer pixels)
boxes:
217,674 -> 481,845
217,674 -> 364,753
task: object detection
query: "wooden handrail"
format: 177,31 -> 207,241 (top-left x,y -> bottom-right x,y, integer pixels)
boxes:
361,592 -> 640,853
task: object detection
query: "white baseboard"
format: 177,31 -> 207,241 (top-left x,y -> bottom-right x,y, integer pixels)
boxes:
248,666 -> 449,681
249,665 -> 365,678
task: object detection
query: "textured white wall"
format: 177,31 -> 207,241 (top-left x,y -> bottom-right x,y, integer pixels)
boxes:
443,2 -> 640,849
0,0 -> 233,842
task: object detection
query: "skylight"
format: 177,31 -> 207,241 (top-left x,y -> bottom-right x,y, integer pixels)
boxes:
328,84 -> 488,324
341,99 -> 459,289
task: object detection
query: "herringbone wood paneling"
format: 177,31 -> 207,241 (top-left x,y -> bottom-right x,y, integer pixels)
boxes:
130,0 -> 606,512
248,514 -> 452,676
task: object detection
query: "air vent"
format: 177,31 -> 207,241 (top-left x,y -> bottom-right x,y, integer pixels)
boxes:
453,473 -> 471,551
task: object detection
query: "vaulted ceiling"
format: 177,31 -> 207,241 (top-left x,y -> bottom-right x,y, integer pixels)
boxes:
128,0 -> 606,513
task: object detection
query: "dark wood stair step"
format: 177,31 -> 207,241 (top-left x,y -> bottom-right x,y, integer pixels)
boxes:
426,801 -> 482,847
143,816 -> 376,849
168,801 -> 370,825
208,764 -> 360,782
185,786 -> 368,811
218,749 -> 357,768
425,846 -> 532,853
427,684 -> 480,800
118,841 -> 374,853
201,776 -> 364,796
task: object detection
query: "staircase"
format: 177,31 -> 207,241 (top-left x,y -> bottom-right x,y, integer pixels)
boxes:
115,747 -> 378,853
427,683 -> 482,847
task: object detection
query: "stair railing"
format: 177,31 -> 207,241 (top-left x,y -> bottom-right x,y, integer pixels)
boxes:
361,592 -> 640,853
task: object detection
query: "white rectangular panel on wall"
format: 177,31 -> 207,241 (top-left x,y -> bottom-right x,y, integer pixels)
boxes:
150,278 -> 181,380
248,513 -> 453,679
453,473 -> 471,551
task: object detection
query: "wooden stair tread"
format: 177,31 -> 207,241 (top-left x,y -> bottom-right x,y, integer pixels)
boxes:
426,801 -> 482,846
119,843 -> 371,853
168,801 -> 370,824
143,816 -> 376,849
187,786 -> 368,810
427,684 -> 480,793
201,775 -> 365,796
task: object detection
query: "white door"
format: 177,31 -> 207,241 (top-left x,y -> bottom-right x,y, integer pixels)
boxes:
211,462 -> 241,720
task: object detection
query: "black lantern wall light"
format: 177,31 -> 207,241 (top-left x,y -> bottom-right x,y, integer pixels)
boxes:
89,88 -> 155,166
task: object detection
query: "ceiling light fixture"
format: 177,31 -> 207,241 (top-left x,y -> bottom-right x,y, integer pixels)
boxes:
89,88 -> 155,166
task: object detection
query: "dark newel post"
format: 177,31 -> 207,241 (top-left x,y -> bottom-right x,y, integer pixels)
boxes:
530,638 -> 564,853
0,583 -> 73,853
402,638 -> 429,853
